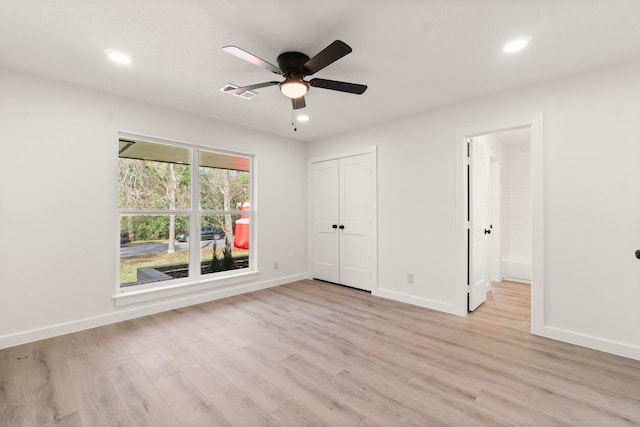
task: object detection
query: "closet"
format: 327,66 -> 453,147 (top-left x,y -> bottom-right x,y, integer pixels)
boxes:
310,150 -> 376,291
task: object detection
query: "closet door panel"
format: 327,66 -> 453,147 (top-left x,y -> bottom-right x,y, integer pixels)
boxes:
311,159 -> 340,283
339,153 -> 373,290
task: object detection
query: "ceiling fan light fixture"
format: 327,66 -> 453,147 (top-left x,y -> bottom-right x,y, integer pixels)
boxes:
280,78 -> 309,99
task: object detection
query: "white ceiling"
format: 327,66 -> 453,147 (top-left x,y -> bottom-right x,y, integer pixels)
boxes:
2,0 -> 640,142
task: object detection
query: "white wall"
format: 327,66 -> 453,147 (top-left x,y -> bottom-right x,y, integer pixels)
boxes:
500,136 -> 532,283
308,59 -> 640,360
0,67 -> 308,348
501,138 -> 531,262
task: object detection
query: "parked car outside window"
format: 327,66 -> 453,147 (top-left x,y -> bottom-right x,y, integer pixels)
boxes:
120,231 -> 131,245
176,227 -> 225,242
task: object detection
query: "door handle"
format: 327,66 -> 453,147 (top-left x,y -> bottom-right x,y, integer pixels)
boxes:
484,229 -> 491,235
339,225 -> 345,229
636,249 -> 640,259
332,224 -> 338,229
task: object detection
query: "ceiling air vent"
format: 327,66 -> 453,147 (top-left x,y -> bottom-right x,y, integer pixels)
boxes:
220,83 -> 258,100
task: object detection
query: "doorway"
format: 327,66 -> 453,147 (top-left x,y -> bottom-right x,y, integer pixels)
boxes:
467,128 -> 532,311
455,114 -> 544,335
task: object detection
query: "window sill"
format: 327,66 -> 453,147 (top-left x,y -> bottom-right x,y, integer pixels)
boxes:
113,270 -> 259,306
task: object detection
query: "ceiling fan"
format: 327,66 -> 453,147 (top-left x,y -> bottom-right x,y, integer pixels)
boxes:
222,40 -> 367,111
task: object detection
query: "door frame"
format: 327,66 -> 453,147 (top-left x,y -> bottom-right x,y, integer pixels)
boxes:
455,114 -> 544,335
307,145 -> 378,290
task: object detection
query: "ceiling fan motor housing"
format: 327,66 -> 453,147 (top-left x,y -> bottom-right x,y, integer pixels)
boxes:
277,52 -> 311,77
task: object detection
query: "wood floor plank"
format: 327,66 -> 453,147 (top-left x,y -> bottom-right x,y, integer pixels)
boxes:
170,395 -> 232,427
228,294 -> 301,331
31,352 -> 78,425
269,398 -> 334,427
166,345 -> 231,396
279,352 -> 432,426
134,346 -> 181,383
0,397 -> 36,427
234,321 -> 298,361
1,343 -> 79,425
150,370 -> 234,426
1,279 -> 640,426
66,354 -> 129,426
210,348 -> 292,413
107,360 -> 181,427
206,383 -> 280,426
40,410 -> 82,427
282,326 -> 351,375
3,344 -> 50,404
229,346 -> 366,426
398,376 -> 510,426
475,387 -> 574,426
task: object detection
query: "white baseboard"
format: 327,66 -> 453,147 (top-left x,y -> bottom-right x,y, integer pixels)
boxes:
373,289 -> 640,361
0,272 -> 308,350
372,288 -> 466,316
536,325 -> 640,361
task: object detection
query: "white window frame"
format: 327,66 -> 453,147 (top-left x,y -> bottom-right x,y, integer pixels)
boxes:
115,132 -> 258,306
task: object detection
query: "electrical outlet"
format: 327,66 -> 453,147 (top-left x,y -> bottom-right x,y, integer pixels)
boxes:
407,273 -> 414,284
274,261 -> 279,270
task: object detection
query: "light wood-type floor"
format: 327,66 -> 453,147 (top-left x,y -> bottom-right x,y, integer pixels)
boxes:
1,280 -> 640,426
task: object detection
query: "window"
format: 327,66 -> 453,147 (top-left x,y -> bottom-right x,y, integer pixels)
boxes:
118,137 -> 253,292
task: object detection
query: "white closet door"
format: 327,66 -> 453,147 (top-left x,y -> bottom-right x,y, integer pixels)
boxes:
339,153 -> 373,291
311,159 -> 340,283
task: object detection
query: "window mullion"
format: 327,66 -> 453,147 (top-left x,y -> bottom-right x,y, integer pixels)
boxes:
119,209 -> 191,215
189,148 -> 200,278
199,210 -> 246,216
248,155 -> 255,271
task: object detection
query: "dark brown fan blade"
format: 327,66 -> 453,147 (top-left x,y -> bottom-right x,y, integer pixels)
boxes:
224,81 -> 280,94
303,40 -> 352,75
309,78 -> 367,94
223,46 -> 282,75
292,96 -> 306,110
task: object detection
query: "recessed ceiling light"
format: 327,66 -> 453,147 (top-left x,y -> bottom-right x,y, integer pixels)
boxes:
502,36 -> 531,54
105,49 -> 132,65
297,114 -> 309,122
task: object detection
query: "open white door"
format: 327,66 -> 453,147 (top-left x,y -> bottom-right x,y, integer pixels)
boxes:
469,139 -> 491,311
